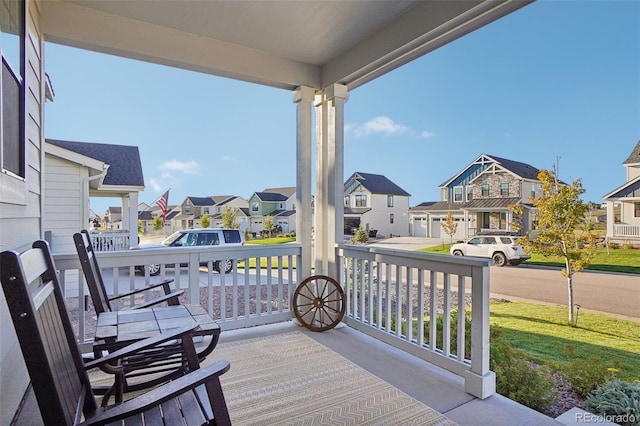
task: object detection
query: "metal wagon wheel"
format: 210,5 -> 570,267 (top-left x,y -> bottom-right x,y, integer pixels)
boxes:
293,275 -> 346,332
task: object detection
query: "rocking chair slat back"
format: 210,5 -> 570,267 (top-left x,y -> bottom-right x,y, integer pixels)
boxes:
1,240 -> 96,425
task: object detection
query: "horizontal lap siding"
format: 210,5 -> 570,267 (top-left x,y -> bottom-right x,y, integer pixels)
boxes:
0,1 -> 46,423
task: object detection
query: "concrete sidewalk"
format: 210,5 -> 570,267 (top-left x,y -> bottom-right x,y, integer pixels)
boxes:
366,236 -> 448,251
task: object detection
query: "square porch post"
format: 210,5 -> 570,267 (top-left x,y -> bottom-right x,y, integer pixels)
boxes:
313,84 -> 348,278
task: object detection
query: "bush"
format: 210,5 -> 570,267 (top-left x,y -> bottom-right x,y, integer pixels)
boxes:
353,227 -> 369,243
490,326 -> 559,412
585,379 -> 640,426
560,344 -> 621,397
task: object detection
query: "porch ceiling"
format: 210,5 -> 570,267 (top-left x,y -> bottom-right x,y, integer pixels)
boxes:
40,0 -> 532,91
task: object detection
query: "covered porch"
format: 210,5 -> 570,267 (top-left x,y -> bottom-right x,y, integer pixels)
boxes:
13,243 -> 558,424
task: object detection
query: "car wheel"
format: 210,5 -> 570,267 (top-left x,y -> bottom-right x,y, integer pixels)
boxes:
452,250 -> 464,256
148,263 -> 161,276
215,260 -> 233,274
492,252 -> 507,267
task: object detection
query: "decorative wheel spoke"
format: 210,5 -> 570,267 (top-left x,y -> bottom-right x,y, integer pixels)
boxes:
292,275 -> 346,332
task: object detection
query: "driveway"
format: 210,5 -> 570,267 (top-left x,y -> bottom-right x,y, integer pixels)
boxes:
366,236 -> 446,251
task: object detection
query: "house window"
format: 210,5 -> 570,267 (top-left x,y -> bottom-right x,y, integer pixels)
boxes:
344,196 -> 349,206
466,186 -> 473,201
1,0 -> 25,177
454,187 -> 463,202
389,213 -> 394,224
355,194 -> 367,207
500,183 -> 509,196
635,202 -> 640,218
481,184 -> 489,197
184,205 -> 191,214
531,184 -> 536,200
203,207 -> 209,214
387,195 -> 394,207
251,202 -> 259,212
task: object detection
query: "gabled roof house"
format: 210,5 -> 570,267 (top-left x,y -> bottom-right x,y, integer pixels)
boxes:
603,140 -> 640,243
409,154 -> 543,239
248,187 -> 297,235
44,139 -> 144,252
344,172 -> 410,238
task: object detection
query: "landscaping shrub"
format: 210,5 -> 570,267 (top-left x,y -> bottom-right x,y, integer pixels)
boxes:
490,326 -> 559,412
560,344 -> 621,397
353,227 -> 369,243
585,379 -> 640,426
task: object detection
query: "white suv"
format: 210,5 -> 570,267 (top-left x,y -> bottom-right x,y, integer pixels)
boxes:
450,235 -> 530,267
137,229 -> 245,275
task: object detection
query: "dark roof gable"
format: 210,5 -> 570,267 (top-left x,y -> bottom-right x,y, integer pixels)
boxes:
47,139 -> 144,187
485,155 -> 541,180
346,172 -> 410,196
623,140 -> 640,165
186,196 -> 215,206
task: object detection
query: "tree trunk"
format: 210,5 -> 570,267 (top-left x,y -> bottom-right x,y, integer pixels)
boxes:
566,257 -> 575,325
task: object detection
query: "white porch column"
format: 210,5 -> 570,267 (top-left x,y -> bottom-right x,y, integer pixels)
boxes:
123,192 -> 139,248
314,84 -> 348,277
294,86 -> 315,280
605,201 -> 615,239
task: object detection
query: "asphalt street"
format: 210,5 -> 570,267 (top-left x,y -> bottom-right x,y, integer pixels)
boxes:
368,237 -> 639,320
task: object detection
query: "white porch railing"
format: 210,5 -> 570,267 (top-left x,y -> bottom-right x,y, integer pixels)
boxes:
52,243 -> 301,344
89,230 -> 132,251
613,224 -> 640,238
337,244 -> 495,399
52,242 -> 494,399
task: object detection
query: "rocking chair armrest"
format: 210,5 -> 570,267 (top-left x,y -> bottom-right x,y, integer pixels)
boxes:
85,325 -> 197,370
107,278 -> 175,301
79,359 -> 231,426
130,290 -> 184,310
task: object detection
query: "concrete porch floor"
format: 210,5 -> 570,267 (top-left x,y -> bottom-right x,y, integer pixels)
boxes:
222,321 -> 561,426
14,320 -> 563,425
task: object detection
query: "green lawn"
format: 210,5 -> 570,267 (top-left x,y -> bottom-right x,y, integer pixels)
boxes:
490,301 -> 640,379
419,244 -> 640,274
241,236 -> 296,268
245,236 -> 296,245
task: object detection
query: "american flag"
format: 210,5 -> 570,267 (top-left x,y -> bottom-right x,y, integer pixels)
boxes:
156,190 -> 169,225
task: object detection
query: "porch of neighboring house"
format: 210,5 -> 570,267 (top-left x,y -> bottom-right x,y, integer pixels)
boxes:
12,243 -> 560,425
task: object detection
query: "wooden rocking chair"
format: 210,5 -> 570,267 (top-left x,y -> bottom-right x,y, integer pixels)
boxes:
1,240 -> 231,426
74,229 -> 183,313
74,229 -> 221,405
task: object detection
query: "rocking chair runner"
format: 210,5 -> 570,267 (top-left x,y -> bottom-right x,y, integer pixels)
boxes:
1,240 -> 231,426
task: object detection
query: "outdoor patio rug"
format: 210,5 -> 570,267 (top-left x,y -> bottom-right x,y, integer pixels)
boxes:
209,331 -> 458,425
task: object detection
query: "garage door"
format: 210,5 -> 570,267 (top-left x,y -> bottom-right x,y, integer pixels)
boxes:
430,218 -> 441,238
412,218 -> 427,237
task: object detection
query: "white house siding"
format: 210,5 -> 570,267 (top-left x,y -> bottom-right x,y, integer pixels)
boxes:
362,194 -> 410,238
43,155 -> 85,253
0,1 -> 45,422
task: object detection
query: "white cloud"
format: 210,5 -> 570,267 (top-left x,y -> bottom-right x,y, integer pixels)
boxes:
350,116 -> 409,138
420,130 -> 436,139
159,159 -> 201,175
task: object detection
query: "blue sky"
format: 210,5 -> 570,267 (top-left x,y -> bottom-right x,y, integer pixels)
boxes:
44,0 -> 640,215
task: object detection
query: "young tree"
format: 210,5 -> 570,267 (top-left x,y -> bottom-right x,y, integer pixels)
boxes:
516,169 -> 597,325
262,215 -> 275,237
151,215 -> 164,231
200,213 -> 211,229
221,206 -> 239,229
441,211 -> 458,245
137,220 -> 144,235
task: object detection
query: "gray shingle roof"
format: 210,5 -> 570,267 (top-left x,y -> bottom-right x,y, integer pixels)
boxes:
464,197 -> 522,210
47,139 -> 144,187
346,172 -> 410,196
484,155 -> 541,180
255,192 -> 288,202
623,140 -> 640,165
186,196 -> 215,206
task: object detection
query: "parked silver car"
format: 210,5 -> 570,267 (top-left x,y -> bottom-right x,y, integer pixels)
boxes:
450,234 -> 530,267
